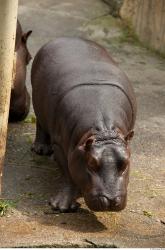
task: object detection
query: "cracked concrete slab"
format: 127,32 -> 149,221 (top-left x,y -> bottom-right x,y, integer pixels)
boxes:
0,0 -> 165,248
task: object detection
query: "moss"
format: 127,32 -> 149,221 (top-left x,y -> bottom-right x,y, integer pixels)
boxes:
0,199 -> 17,216
117,20 -> 165,58
83,14 -> 121,31
83,12 -> 165,59
118,24 -> 140,45
24,114 -> 36,124
31,154 -> 51,166
144,44 -> 165,59
93,14 -> 120,27
83,14 -> 140,47
23,192 -> 35,198
143,210 -> 153,218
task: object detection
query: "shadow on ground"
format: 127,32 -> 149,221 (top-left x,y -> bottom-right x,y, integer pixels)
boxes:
3,123 -> 107,234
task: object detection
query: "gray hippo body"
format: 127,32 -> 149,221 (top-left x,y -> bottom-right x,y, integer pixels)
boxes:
31,37 -> 137,212
9,20 -> 32,122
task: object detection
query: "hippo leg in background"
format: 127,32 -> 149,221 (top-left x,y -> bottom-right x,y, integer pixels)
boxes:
31,120 -> 53,155
9,86 -> 30,122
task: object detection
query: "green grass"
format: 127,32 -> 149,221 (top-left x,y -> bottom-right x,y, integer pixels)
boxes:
143,210 -> 153,218
0,199 -> 17,216
118,23 -> 140,45
24,114 -> 36,124
118,21 -> 165,58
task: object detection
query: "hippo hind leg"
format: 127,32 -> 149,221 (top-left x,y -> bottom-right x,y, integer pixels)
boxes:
31,120 -> 53,155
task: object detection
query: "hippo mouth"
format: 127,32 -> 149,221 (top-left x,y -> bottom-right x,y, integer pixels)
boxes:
84,194 -> 127,212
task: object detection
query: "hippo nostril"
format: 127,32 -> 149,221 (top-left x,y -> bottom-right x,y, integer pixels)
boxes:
115,196 -> 121,206
100,196 -> 109,204
99,196 -> 122,210
114,196 -> 127,210
97,196 -> 109,210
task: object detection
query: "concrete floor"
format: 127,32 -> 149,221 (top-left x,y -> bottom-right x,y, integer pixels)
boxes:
0,0 -> 165,247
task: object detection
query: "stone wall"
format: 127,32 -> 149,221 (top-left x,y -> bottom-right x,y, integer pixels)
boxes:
120,0 -> 165,55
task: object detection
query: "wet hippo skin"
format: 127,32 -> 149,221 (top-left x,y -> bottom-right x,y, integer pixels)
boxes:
31,37 -> 137,212
9,20 -> 32,122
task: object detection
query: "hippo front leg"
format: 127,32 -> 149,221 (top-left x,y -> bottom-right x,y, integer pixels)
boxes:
50,144 -> 80,213
31,120 -> 53,155
50,184 -> 80,213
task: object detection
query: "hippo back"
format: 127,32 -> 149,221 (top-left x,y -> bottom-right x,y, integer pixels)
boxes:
32,38 -> 137,157
32,38 -> 136,128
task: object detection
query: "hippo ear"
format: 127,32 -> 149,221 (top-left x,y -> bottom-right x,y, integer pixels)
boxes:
125,130 -> 134,142
85,137 -> 95,151
22,30 -> 32,43
78,136 -> 95,152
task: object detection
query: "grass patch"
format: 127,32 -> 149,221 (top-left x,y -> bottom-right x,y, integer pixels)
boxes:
92,14 -> 120,28
24,133 -> 34,144
82,14 -> 122,39
83,12 -> 165,58
24,114 -> 36,124
118,24 -> 140,45
144,43 -> 165,59
0,199 -> 17,216
143,210 -> 153,218
117,20 -> 165,58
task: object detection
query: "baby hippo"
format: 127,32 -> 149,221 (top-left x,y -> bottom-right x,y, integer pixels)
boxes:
31,37 -> 137,212
9,20 -> 32,122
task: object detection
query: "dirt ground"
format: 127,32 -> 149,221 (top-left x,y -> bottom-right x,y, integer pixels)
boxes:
0,0 -> 165,248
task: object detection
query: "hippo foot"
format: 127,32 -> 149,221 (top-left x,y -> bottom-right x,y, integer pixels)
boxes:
31,142 -> 53,155
49,186 -> 80,213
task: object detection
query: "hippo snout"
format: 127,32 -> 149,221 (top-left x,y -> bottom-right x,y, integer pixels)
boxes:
84,193 -> 127,212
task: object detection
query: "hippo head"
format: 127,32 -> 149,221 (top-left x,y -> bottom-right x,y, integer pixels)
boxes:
9,21 -> 32,122
15,20 -> 32,64
68,129 -> 134,211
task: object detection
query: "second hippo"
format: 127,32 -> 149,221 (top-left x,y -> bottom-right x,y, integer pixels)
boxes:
31,37 -> 137,212
9,20 -> 32,122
